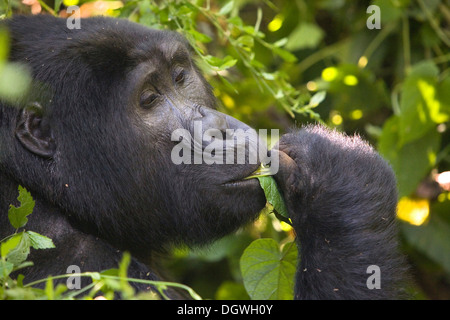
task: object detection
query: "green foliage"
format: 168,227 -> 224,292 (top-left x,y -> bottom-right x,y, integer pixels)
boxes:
379,115 -> 441,198
257,176 -> 289,219
118,0 -> 317,119
1,186 -> 54,272
240,239 -> 297,300
285,22 -> 324,51
7,186 -> 35,229
403,215 -> 450,274
0,186 -> 201,300
1,0 -> 450,299
0,186 -> 55,299
0,26 -> 32,104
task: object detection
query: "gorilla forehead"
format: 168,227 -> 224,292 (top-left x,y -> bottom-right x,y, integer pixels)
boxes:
79,18 -> 190,68
8,16 -> 189,78
77,18 -> 191,67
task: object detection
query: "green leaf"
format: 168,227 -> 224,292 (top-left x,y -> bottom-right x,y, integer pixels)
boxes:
402,216 -> 450,274
13,261 -> 34,273
257,176 -> 289,218
54,0 -> 63,12
219,0 -> 234,16
188,29 -> 212,44
273,38 -> 288,48
218,56 -> 238,70
218,74 -> 238,93
285,22 -> 324,51
0,62 -> 32,103
407,60 -> 439,79
398,61 -> 447,145
1,234 -> 21,258
261,72 -> 276,81
204,55 -> 237,71
8,186 -> 35,229
309,91 -> 327,107
228,16 -> 243,27
0,28 -> 10,62
118,252 -> 131,278
373,0 -> 404,23
1,232 -> 30,266
90,272 -> 103,281
272,47 -> 297,63
44,277 -> 55,300
240,239 -> 297,300
204,55 -> 226,67
242,26 -> 258,36
0,260 -> 14,279
26,231 -> 55,250
237,35 -> 254,49
379,116 -> 441,197
118,252 -> 135,298
176,5 -> 194,16
436,76 -> 450,114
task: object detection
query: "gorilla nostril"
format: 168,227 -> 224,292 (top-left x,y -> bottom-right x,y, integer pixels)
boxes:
196,105 -> 205,117
224,114 -> 251,132
193,106 -> 252,133
197,107 -> 229,132
211,115 -> 228,132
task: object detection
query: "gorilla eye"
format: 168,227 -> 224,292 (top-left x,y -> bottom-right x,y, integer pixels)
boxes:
174,70 -> 186,84
140,90 -> 159,109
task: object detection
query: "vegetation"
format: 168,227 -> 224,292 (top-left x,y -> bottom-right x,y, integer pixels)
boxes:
1,0 -> 449,299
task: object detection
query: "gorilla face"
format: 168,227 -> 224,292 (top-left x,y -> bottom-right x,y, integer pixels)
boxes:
119,28 -> 267,248
3,16 -> 266,254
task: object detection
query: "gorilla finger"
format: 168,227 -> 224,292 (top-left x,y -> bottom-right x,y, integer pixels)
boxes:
272,149 -> 297,194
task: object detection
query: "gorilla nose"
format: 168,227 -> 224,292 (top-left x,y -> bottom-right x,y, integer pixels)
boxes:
197,107 -> 251,133
224,113 -> 252,132
188,106 -> 264,166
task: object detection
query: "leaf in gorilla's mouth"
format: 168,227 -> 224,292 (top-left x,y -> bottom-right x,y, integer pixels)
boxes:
245,165 -> 290,221
243,164 -> 273,180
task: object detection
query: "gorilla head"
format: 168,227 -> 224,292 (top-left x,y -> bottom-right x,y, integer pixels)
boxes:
0,16 -> 266,261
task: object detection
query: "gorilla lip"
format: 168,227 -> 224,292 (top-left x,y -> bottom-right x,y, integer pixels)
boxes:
222,178 -> 259,188
222,164 -> 262,187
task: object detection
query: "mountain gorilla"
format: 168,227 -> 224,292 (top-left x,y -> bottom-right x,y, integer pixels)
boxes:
0,16 -> 407,299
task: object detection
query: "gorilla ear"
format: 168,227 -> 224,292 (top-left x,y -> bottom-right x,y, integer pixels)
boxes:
16,102 -> 56,158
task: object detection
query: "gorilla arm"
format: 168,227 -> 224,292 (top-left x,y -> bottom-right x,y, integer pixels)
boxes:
274,125 -> 408,300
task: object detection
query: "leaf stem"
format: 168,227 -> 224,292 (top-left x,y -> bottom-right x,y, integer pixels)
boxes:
417,0 -> 450,47
362,21 -> 397,68
24,273 -> 202,300
402,15 -> 411,73
37,0 -> 57,16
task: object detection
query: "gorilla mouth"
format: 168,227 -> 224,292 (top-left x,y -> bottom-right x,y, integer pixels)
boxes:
222,163 -> 262,187
222,178 -> 259,188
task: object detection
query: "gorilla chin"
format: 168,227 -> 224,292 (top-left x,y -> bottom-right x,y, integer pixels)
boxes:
170,161 -> 266,246
219,166 -> 267,215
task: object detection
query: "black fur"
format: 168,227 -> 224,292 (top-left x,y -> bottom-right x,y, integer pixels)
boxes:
0,16 -> 406,299
274,125 -> 408,299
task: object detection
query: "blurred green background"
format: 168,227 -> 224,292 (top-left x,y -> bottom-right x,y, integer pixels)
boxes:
1,0 -> 449,300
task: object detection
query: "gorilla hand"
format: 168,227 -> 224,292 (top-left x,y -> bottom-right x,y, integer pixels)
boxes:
273,125 -> 407,300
